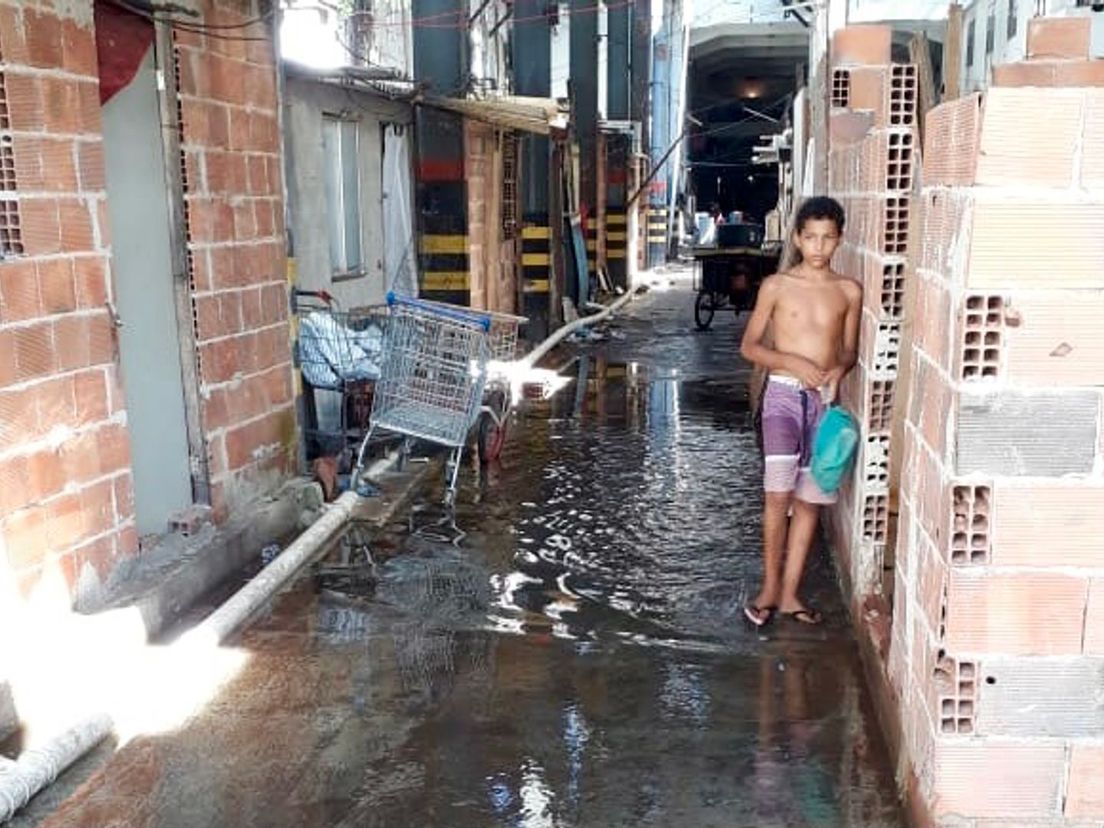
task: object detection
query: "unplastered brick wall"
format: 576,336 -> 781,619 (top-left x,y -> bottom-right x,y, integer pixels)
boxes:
887,20 -> 1104,825
826,23 -> 918,602
173,0 -> 294,520
0,1 -> 137,603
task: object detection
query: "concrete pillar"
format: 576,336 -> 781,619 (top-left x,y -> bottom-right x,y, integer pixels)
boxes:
571,0 -> 599,288
647,0 -> 673,267
808,0 -> 831,195
603,1 -> 631,289
413,0 -> 469,304
513,2 -> 555,338
630,0 -> 651,279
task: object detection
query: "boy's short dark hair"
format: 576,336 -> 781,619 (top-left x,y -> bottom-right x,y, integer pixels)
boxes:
795,196 -> 845,234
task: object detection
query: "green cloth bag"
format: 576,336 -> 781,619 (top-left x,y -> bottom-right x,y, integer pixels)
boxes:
810,405 -> 859,494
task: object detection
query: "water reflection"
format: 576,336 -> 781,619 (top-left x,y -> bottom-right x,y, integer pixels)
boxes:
23,304 -> 903,828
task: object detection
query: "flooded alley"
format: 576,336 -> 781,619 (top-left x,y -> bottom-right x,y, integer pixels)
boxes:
17,276 -> 904,828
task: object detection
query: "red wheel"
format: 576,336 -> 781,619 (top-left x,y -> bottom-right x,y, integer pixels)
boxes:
478,412 -> 508,462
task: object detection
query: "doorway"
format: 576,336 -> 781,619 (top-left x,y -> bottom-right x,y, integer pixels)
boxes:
100,39 -> 194,536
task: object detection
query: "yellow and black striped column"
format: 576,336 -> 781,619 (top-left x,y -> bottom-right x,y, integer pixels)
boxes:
522,220 -> 551,293
646,203 -> 668,269
419,228 -> 469,304
586,221 -> 598,285
605,210 -> 628,289
520,214 -> 552,340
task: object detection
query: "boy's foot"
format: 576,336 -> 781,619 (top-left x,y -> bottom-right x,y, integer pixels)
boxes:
744,603 -> 776,628
781,605 -> 822,625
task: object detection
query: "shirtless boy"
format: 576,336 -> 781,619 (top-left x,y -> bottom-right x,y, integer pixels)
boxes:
739,196 -> 861,627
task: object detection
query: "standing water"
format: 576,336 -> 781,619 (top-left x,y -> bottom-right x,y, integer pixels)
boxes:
19,278 -> 904,828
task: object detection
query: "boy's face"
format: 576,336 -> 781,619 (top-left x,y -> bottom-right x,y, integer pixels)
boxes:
793,217 -> 841,268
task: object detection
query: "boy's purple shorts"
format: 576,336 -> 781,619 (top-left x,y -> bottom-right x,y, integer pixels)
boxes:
760,376 -> 836,505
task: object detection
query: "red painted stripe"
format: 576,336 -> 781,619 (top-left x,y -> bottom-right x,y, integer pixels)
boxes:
417,158 -> 465,181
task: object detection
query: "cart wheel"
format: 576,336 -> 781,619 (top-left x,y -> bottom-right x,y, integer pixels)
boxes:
478,412 -> 508,462
694,291 -> 715,331
478,391 -> 509,462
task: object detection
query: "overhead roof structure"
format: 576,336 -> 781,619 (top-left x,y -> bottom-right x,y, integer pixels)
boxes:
419,95 -> 570,136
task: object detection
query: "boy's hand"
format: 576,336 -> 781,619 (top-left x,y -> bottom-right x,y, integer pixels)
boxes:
825,366 -> 846,402
786,356 -> 828,390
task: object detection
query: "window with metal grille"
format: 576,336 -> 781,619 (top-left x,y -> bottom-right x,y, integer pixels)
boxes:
1007,0 -> 1018,37
501,131 -> 519,240
967,18 -> 977,66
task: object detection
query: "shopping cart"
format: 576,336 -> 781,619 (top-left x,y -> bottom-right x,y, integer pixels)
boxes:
292,289 -> 388,462
352,293 -> 526,506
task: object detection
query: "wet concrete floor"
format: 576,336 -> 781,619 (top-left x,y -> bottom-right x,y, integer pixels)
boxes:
19,274 -> 905,827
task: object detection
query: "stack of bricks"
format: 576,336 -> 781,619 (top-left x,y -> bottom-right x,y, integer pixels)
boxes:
0,2 -> 136,602
173,2 -> 295,521
887,16 -> 1104,825
826,24 -> 918,600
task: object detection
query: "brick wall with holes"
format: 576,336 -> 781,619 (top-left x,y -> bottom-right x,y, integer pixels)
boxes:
825,24 -> 917,603
173,0 -> 293,521
0,1 -> 135,604
834,17 -> 1104,828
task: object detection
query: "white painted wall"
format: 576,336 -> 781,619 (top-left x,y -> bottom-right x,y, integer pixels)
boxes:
286,77 -> 414,308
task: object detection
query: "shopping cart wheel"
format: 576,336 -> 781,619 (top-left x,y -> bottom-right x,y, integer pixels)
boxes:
478,391 -> 509,463
478,411 -> 508,463
694,291 -> 715,331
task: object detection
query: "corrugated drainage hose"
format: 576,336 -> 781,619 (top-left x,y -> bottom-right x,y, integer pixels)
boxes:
0,714 -> 112,823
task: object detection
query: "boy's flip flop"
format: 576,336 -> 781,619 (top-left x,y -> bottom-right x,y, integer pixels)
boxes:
744,604 -> 776,628
784,607 -> 823,626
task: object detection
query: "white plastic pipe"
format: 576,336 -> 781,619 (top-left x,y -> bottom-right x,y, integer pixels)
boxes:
0,451 -> 402,822
0,714 -> 112,823
181,451 -> 400,648
521,289 -> 637,370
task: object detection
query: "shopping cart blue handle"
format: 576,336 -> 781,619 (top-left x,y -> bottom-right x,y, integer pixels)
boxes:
386,292 -> 492,331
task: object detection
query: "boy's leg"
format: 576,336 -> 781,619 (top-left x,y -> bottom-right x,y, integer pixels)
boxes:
752,379 -> 802,625
749,491 -> 790,622
779,499 -> 821,622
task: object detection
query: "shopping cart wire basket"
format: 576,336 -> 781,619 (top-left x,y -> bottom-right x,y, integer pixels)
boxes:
353,293 -> 525,505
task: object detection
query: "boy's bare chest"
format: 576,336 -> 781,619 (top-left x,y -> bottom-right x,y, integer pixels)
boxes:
774,285 -> 848,328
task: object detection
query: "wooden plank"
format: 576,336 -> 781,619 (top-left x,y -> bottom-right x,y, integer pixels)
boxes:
909,32 -> 937,144
943,4 -> 964,102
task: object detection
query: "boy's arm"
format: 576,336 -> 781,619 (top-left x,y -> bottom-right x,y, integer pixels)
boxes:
827,281 -> 863,400
740,276 -> 826,388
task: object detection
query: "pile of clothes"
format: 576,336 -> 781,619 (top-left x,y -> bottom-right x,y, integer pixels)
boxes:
298,312 -> 385,389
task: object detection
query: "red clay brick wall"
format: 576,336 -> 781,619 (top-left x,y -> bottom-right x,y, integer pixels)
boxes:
0,1 -> 136,602
173,1 -> 294,521
0,0 -> 294,606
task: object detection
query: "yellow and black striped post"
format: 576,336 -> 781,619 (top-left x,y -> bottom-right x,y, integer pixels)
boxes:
646,204 -> 667,269
585,222 -> 598,285
419,230 -> 470,304
605,210 -> 628,289
522,220 -> 552,297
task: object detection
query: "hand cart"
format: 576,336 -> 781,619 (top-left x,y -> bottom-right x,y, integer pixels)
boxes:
351,293 -> 526,507
691,244 -> 781,331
